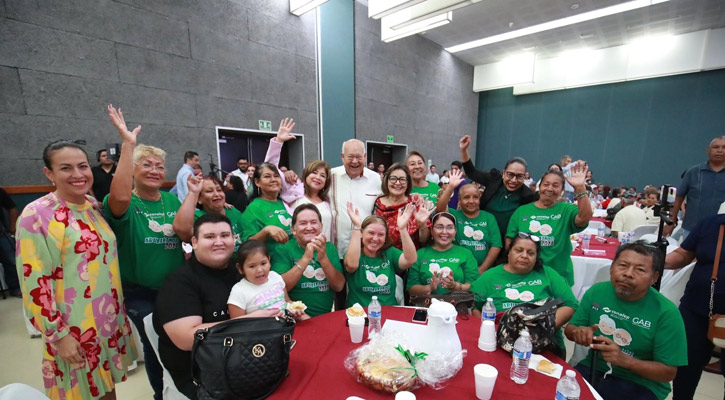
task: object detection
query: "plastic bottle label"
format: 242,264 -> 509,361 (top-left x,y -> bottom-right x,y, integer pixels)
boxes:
513,350 -> 531,360
483,312 -> 495,320
369,311 -> 381,318
555,392 -> 577,400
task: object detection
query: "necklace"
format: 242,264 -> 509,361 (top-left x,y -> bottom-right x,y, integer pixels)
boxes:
133,190 -> 174,237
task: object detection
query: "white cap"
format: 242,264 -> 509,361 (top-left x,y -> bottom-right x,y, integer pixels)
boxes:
487,297 -> 493,302
520,330 -> 530,337
566,370 -> 576,378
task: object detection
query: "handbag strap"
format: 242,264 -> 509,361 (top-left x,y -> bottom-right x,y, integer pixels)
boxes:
709,224 -> 724,318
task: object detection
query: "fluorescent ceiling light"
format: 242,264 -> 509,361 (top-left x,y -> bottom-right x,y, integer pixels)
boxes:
446,0 -> 670,53
382,12 -> 452,43
290,0 -> 330,16
383,0 -> 482,30
368,0 -> 426,19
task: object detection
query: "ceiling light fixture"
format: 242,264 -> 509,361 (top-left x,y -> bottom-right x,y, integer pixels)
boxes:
290,0 -> 330,16
368,0 -> 427,19
446,0 -> 669,53
382,11 -> 452,42
383,0 -> 482,31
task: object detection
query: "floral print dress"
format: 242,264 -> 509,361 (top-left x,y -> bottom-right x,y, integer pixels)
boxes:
16,193 -> 137,400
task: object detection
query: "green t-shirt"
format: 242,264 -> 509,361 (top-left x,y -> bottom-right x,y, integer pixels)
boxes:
270,240 -> 342,317
240,198 -> 292,253
194,208 -> 244,252
485,185 -> 520,243
346,246 -> 402,307
506,202 -> 583,286
411,181 -> 439,204
570,282 -> 687,400
103,192 -> 184,289
449,209 -> 502,266
470,264 -> 579,350
406,245 -> 479,294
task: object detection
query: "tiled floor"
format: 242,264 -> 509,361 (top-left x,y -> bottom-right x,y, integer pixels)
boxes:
1,295 -> 722,399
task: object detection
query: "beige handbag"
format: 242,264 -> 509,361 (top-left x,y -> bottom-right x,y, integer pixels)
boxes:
706,225 -> 725,347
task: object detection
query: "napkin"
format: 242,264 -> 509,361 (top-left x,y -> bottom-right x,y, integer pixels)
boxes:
529,354 -> 563,379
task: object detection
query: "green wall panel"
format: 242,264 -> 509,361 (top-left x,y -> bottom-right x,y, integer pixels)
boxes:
475,69 -> 725,189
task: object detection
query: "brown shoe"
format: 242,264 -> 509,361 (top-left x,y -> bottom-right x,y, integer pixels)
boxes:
704,361 -> 721,374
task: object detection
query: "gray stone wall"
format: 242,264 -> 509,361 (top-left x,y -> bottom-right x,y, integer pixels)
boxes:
354,1 -> 479,168
0,0 -> 318,185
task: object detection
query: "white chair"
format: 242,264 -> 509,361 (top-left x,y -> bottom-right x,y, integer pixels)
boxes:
586,220 -> 607,232
0,384 -> 50,400
142,314 -> 188,400
660,263 -> 695,307
395,275 -> 404,306
631,225 -> 658,240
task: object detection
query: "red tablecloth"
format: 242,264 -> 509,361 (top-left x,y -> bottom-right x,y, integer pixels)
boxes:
572,234 -> 620,259
271,307 -> 598,399
591,217 -> 612,228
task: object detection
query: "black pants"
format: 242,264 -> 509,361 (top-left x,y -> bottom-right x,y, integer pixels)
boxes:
0,233 -> 19,291
673,308 -> 725,400
575,363 -> 657,400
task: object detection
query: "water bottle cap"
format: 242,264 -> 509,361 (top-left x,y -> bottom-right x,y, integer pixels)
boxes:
487,297 -> 493,302
372,296 -> 378,300
520,331 -> 529,337
566,370 -> 576,378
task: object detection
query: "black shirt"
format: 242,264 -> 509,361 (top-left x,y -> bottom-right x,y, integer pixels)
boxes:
153,256 -> 242,393
0,188 -> 16,234
91,164 -> 116,203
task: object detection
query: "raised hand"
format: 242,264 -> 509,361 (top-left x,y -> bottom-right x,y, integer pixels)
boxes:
187,174 -> 203,194
346,202 -> 362,227
276,118 -> 296,143
312,234 -> 328,260
459,135 -> 471,151
107,104 -> 141,145
565,161 -> 588,189
414,200 -> 434,225
284,170 -> 298,185
441,273 -> 456,290
448,168 -> 464,188
397,203 -> 415,231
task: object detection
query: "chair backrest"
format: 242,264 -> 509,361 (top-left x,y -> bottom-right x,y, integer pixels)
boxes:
395,275 -> 404,306
587,220 -> 606,231
639,233 -> 658,243
143,314 -> 188,400
631,225 -> 658,240
0,384 -> 50,400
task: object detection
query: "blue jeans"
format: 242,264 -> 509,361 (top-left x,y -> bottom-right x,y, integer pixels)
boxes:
575,363 -> 657,400
123,282 -> 163,400
673,309 -> 725,400
0,233 -> 19,291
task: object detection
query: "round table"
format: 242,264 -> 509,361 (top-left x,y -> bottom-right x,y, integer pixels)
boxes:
270,306 -> 599,399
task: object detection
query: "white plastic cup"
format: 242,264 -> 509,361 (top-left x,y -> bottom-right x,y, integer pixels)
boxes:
395,391 -> 416,400
348,317 -> 365,343
474,363 -> 498,400
478,320 -> 497,352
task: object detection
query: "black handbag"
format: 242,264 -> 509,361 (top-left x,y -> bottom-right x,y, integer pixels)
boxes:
496,299 -> 562,354
191,315 -> 296,400
408,291 -> 475,317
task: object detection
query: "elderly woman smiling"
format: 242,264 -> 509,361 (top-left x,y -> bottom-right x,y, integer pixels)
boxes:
506,164 -> 593,286
407,212 -> 479,295
470,232 -> 578,356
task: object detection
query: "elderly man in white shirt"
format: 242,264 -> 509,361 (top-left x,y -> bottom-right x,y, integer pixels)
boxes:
330,139 -> 383,259
611,192 -> 648,237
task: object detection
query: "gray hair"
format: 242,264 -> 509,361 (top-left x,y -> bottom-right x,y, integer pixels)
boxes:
341,139 -> 365,154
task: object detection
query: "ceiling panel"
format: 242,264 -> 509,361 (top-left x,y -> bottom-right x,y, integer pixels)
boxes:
413,0 -> 725,65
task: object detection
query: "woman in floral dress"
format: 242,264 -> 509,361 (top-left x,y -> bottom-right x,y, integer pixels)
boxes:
16,141 -> 137,400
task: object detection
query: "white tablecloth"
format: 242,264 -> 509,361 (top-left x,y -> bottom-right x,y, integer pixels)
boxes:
572,256 -> 694,307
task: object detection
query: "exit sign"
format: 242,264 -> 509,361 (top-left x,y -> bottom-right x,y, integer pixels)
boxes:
386,135 -> 394,143
259,120 -> 272,131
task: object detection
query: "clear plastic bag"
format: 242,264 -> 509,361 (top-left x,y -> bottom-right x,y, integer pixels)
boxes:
343,330 -> 466,393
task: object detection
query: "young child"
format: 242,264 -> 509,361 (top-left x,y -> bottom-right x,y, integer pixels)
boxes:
228,240 -> 309,320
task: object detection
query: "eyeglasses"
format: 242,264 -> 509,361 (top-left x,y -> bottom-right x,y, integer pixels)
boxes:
504,171 -> 526,181
517,232 -> 540,242
388,176 -> 408,184
433,225 -> 456,232
136,163 -> 166,172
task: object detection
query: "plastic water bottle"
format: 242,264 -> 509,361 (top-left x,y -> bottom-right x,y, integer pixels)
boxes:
628,230 -> 635,243
597,226 -> 605,238
482,297 -> 496,322
510,331 -> 532,384
555,370 -> 581,400
368,296 -> 382,337
581,235 -> 590,251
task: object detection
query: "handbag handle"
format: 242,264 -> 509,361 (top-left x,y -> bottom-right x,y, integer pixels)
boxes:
709,224 -> 724,318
